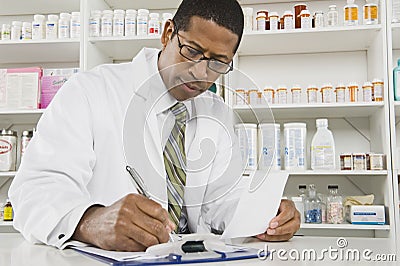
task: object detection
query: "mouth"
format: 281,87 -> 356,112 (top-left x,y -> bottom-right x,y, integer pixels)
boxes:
182,81 -> 202,92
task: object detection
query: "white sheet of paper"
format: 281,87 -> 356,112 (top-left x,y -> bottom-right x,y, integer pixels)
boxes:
221,171 -> 289,239
72,246 -> 147,261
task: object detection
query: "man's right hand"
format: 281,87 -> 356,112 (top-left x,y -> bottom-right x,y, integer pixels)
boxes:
72,193 -> 175,251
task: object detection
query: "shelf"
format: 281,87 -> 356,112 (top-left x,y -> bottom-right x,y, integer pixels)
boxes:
286,170 -> 388,176
0,0 -> 80,15
103,0 -> 180,10
0,40 -> 80,65
0,109 -> 44,115
0,172 -> 16,178
233,102 -> 384,121
90,36 -> 162,61
393,23 -> 400,50
300,223 -> 390,230
238,25 -> 382,56
0,109 -> 44,125
239,0 -> 332,4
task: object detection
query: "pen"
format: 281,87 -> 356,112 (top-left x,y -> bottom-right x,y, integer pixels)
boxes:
125,165 -> 175,242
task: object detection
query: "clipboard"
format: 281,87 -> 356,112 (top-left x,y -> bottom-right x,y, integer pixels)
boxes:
74,247 -> 266,265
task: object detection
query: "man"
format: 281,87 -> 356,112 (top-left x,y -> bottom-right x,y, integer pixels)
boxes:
9,0 -> 300,251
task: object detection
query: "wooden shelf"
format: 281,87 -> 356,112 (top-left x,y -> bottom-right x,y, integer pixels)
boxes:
233,102 -> 384,121
90,36 -> 162,61
0,0 -> 80,15
393,23 -> 400,50
238,25 -> 382,56
300,223 -> 390,230
0,39 -> 80,65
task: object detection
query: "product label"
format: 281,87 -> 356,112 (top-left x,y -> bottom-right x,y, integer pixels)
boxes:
3,206 -> 12,221
364,6 -> 378,20
345,7 -> 358,21
311,145 -> 334,168
0,139 -> 12,154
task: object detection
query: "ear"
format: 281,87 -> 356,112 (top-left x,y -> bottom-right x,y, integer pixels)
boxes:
161,19 -> 174,48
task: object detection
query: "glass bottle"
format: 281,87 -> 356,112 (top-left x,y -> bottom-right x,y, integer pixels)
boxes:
304,184 -> 322,223
298,184 -> 307,198
3,199 -> 13,221
327,185 -> 344,224
327,5 -> 339,27
318,192 -> 327,223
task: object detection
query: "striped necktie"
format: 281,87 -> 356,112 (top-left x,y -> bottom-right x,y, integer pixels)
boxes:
163,102 -> 189,233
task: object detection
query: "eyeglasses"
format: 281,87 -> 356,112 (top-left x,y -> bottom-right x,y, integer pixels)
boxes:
175,30 -> 233,74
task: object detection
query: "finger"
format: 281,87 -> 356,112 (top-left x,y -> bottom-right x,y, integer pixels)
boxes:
131,207 -> 170,244
133,195 -> 175,230
269,200 -> 296,229
266,215 -> 300,236
120,219 -> 160,248
114,236 -> 147,252
256,232 -> 294,242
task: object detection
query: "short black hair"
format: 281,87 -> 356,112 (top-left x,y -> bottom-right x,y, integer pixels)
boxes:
172,0 -> 244,53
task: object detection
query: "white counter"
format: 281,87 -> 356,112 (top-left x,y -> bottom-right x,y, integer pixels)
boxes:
0,233 -> 397,265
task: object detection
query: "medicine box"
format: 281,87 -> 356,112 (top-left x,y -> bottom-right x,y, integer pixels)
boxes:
345,205 -> 385,225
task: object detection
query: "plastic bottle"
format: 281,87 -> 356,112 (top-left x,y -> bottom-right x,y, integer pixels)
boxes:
101,10 -> 113,37
113,9 -> 125,37
242,7 -> 254,32
284,123 -> 307,170
148,13 -> 160,35
89,10 -> 102,37
58,13 -> 71,39
46,15 -> 59,39
344,0 -> 359,26
304,184 -> 322,223
32,14 -> 46,40
70,12 -> 81,38
327,5 -> 339,27
269,12 -> 279,31
1,24 -> 11,40
327,185 -> 344,224
393,0 -> 400,23
125,9 -> 137,36
11,21 -> 22,40
3,199 -> 13,221
363,0 -> 378,25
22,22 -> 32,40
137,9 -> 149,36
300,9 -> 312,29
394,59 -> 400,101
311,118 -> 336,170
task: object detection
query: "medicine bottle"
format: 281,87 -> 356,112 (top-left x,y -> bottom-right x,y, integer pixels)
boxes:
344,0 -> 359,26
125,9 -> 137,36
269,12 -> 279,31
327,185 -> 344,224
362,81 -> 373,102
321,83 -> 334,103
276,85 -> 287,104
58,13 -> 71,39
347,82 -> 359,102
148,13 -> 160,35
243,7 -> 254,32
304,184 -> 322,223
161,13 -> 173,33
46,14 -> 59,40
11,21 -> 22,40
22,22 -> 32,40
113,9 -> 125,37
294,3 -> 307,29
291,85 -> 302,104
327,5 -> 339,27
307,85 -> 319,103
314,11 -> 324,28
32,14 -> 46,40
335,83 -> 346,103
256,11 -> 267,31
283,10 -> 294,30
70,12 -> 81,38
3,199 -> 13,221
311,118 -> 336,170
300,9 -> 312,29
363,0 -> 378,25
1,24 -> 10,41
101,10 -> 113,37
263,87 -> 274,104
372,78 -> 384,101
137,9 -> 149,36
89,10 -> 102,37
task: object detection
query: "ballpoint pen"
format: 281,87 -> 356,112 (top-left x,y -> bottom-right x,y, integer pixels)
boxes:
126,165 -> 175,242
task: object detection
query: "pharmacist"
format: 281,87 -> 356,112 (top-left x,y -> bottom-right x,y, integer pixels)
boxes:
9,0 -> 300,251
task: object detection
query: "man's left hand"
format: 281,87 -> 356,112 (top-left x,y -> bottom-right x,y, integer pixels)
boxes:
255,199 -> 301,242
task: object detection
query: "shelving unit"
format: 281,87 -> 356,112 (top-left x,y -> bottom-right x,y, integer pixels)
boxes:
300,223 -> 390,230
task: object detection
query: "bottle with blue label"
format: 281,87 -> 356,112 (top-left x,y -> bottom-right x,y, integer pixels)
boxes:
304,184 -> 322,223
394,58 -> 400,101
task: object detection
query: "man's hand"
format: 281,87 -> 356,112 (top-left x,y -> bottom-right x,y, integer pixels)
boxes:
255,199 -> 300,242
72,193 -> 175,251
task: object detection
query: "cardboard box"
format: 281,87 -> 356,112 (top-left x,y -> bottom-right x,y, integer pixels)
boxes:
345,205 -> 385,225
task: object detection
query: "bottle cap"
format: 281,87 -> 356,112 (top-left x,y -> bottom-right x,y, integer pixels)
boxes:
34,14 -> 46,21
102,10 -> 113,16
113,9 -> 125,15
48,15 -> 59,21
329,5 -> 337,9
316,118 -> 328,127
60,13 -> 71,19
138,9 -> 150,15
126,9 -> 138,16
71,12 -> 80,17
299,184 -> 307,189
269,11 -> 279,18
12,21 -> 22,26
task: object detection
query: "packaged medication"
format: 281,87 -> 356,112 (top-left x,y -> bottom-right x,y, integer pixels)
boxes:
32,14 -> 45,40
263,87 -> 274,104
70,12 -> 81,38
256,11 -> 267,31
367,153 -> 386,170
243,7 -> 253,32
335,85 -> 346,103
311,119 -> 336,170
363,0 -> 378,25
327,5 -> 339,27
0,129 -> 17,171
340,153 -> 353,170
1,24 -> 11,40
46,15 -> 59,40
314,11 -> 324,28
125,9 -> 137,36
234,89 -> 246,105
291,85 -> 302,104
327,185 -> 344,224
346,205 -> 385,225
362,81 -> 373,102
148,13 -> 160,35
89,10 -> 102,37
58,13 -> 71,39
276,86 -> 287,104
294,3 -> 307,29
258,123 -> 281,170
11,21 -> 22,40
283,11 -> 294,30
21,22 -> 32,40
269,12 -> 279,31
344,0 -> 359,26
300,9 -> 312,29
101,10 -> 113,37
372,78 -> 384,101
235,124 -> 257,170
3,199 -> 13,221
347,82 -> 359,102
307,85 -> 319,103
304,184 -> 322,223
353,153 -> 367,170
321,84 -> 335,103
113,9 -> 125,37
284,123 -> 306,170
137,9 -> 149,36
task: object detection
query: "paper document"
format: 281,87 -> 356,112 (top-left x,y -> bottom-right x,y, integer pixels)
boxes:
221,171 -> 289,239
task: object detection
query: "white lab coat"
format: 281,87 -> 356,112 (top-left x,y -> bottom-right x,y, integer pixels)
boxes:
8,48 -> 245,249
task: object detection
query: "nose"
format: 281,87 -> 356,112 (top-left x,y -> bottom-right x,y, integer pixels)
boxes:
188,60 -> 208,81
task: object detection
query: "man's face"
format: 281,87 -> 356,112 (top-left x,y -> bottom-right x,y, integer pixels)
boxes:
158,16 -> 239,101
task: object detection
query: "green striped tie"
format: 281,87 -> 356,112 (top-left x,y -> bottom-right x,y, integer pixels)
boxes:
163,102 -> 188,233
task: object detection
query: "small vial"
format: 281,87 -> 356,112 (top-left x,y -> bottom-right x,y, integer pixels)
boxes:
307,85 -> 319,103
113,9 -> 125,37
58,13 -> 71,39
101,10 -> 113,37
46,15 -> 59,40
291,85 -> 302,104
353,153 -> 367,170
137,9 -> 149,36
70,12 -> 81,38
344,0 -> 359,26
347,82 -> 359,102
283,10 -> 294,30
256,11 -> 267,31
327,185 -> 344,224
148,13 -> 160,35
314,11 -> 324,28
372,78 -> 384,101
1,24 -> 11,40
32,14 -> 46,40
161,13 -> 173,33
340,153 -> 353,170
89,10 -> 102,37
263,87 -> 275,104
335,83 -> 346,103
235,89 -> 246,105
276,85 -> 288,104
300,9 -> 312,29
269,12 -> 279,31
304,184 -> 322,224
21,22 -> 32,40
125,9 -> 137,36
321,83 -> 335,103
362,81 -> 373,102
363,0 -> 378,25
327,5 -> 339,27
11,21 -> 22,40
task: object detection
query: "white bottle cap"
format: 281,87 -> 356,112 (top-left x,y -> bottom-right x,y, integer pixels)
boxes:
242,7 -> 254,16
269,11 -> 279,18
22,22 -> 31,27
149,13 -> 159,18
71,12 -> 80,17
363,81 -> 373,87
138,9 -> 150,15
102,10 -> 113,16
316,118 -> 328,128
283,10 -> 293,16
329,5 -> 337,9
12,21 -> 22,26
113,9 -> 125,15
126,9 -> 138,16
48,15 -> 59,21
347,0 -> 355,4
300,10 -> 311,16
34,14 -> 46,21
91,10 -> 102,17
60,13 -> 71,19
